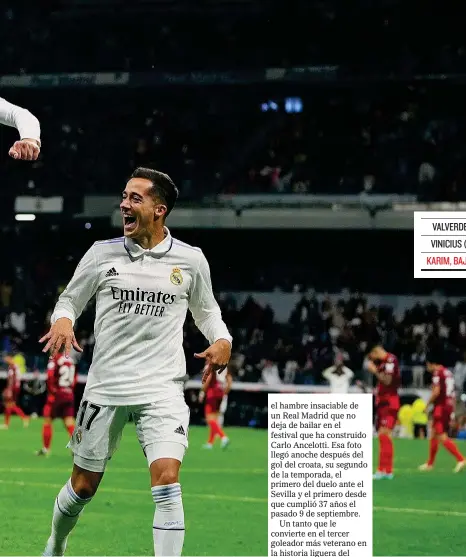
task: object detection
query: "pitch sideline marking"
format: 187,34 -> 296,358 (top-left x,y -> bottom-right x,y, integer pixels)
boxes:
0,479 -> 267,504
374,506 -> 466,517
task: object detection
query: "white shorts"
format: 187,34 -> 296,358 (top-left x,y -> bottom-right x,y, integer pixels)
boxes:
68,395 -> 190,473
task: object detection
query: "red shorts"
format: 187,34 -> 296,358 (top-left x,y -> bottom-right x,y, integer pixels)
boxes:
43,394 -> 75,420
432,404 -> 454,435
376,401 -> 399,431
205,398 -> 223,415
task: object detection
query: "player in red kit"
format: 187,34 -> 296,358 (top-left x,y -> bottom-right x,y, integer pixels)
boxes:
36,353 -> 77,456
199,366 -> 232,449
0,355 -> 29,429
366,345 -> 400,480
419,355 -> 465,473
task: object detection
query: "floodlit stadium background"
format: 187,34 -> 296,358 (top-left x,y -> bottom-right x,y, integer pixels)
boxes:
1,1 -> 466,555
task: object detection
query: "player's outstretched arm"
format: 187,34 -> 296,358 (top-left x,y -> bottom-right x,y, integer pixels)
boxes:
0,97 -> 41,160
189,251 -> 232,383
41,246 -> 99,357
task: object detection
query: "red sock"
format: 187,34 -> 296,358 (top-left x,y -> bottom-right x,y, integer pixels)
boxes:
443,438 -> 465,462
378,433 -> 394,473
428,438 -> 439,466
207,421 -> 216,444
210,419 -> 226,439
12,405 -> 26,419
4,407 -> 11,427
43,423 -> 53,450
66,424 -> 74,437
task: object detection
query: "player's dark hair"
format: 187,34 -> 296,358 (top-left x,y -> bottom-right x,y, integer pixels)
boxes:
366,343 -> 382,355
131,167 -> 179,218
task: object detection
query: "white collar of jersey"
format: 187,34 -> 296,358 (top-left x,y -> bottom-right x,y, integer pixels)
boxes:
124,226 -> 173,259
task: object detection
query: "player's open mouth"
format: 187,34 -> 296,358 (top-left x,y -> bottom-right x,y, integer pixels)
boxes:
123,215 -> 137,231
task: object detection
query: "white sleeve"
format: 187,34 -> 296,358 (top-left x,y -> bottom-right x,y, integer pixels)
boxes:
344,367 -> 354,380
0,97 -> 41,143
51,246 -> 99,326
188,251 -> 232,346
322,366 -> 335,381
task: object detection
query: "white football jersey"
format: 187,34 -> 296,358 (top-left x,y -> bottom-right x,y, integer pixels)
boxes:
51,228 -> 232,405
322,366 -> 354,394
0,97 -> 41,141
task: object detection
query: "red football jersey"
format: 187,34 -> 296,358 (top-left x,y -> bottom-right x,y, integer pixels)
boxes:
432,366 -> 455,407
47,354 -> 76,396
7,363 -> 21,393
376,353 -> 400,399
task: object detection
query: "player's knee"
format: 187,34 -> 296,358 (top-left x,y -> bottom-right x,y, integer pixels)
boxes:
154,468 -> 179,486
71,466 -> 103,498
150,459 -> 181,486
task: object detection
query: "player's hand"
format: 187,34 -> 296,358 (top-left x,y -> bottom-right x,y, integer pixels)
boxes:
366,361 -> 378,374
195,339 -> 231,384
9,138 -> 40,161
39,318 -> 83,358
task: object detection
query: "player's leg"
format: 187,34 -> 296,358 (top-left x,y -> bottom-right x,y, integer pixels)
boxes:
1,401 -> 13,429
374,409 -> 395,479
203,403 -> 216,447
37,401 -> 54,456
208,411 -> 229,448
439,415 -> 465,471
38,416 -> 54,456
218,394 -> 228,427
135,396 -> 189,557
63,398 -> 76,439
43,464 -> 104,557
42,402 -> 128,556
419,431 -> 439,470
204,399 -> 228,448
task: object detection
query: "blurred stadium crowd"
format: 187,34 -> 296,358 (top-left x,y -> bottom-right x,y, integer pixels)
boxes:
2,84 -> 465,201
2,270 -> 466,394
2,0 -> 466,75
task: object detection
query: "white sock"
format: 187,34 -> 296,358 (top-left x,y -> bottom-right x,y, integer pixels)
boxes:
152,483 -> 185,557
43,479 -> 92,556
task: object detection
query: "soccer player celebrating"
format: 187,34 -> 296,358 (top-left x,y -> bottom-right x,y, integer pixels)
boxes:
36,352 -> 77,456
39,167 -> 232,557
366,344 -> 400,480
0,96 -> 41,160
0,355 -> 29,429
199,365 -> 232,448
419,354 -> 465,473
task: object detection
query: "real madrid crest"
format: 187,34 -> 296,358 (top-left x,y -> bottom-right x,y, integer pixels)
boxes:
75,428 -> 83,444
170,267 -> 183,286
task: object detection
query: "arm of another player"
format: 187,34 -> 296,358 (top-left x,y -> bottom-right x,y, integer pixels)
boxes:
0,97 -> 41,160
366,360 -> 392,385
426,376 -> 441,410
40,246 -> 99,357
188,251 -> 233,383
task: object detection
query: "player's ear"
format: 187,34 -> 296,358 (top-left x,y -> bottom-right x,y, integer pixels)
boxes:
154,204 -> 167,219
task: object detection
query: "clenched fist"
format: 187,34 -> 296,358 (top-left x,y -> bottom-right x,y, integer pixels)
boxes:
9,138 -> 40,161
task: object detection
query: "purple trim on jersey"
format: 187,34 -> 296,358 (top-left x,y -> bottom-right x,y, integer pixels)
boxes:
124,236 -> 173,259
172,239 -> 201,252
95,237 -> 125,245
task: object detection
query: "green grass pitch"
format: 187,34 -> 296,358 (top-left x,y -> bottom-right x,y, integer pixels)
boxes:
0,419 -> 465,556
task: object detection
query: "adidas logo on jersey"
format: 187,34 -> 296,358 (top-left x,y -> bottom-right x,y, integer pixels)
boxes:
174,425 -> 185,436
105,267 -> 119,277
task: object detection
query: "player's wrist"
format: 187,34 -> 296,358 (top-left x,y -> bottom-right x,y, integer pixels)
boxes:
21,137 -> 41,147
